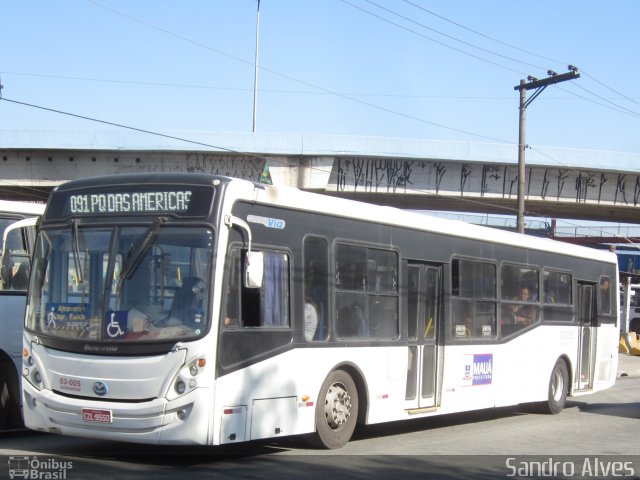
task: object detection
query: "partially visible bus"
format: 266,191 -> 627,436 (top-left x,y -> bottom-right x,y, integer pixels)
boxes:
22,174 -> 618,447
617,252 -> 640,334
620,283 -> 640,334
0,200 -> 45,428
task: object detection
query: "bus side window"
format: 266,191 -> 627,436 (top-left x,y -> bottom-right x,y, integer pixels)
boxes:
500,264 -> 540,337
451,259 -> 497,339
542,270 -> 573,322
335,244 -> 399,340
303,236 -> 328,342
599,276 -> 611,315
223,248 -> 290,329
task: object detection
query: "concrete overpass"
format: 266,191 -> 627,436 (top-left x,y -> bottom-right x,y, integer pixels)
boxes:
2,130 -> 640,224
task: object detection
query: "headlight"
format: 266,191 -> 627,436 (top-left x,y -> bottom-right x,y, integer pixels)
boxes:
22,349 -> 43,391
175,380 -> 186,395
166,356 -> 206,401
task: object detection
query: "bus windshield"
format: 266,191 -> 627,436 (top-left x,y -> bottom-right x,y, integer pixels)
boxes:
26,224 -> 214,343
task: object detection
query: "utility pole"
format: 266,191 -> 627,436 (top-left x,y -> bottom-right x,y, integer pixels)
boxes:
252,0 -> 261,133
514,66 -> 580,234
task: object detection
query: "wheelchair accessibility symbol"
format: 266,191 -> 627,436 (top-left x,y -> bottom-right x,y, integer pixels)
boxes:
105,311 -> 127,338
107,312 -> 124,337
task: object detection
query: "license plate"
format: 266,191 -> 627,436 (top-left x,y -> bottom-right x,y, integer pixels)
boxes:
81,408 -> 112,423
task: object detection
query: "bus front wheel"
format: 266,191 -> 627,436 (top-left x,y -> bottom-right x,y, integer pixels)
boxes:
540,359 -> 569,414
0,373 -> 9,428
313,369 -> 359,449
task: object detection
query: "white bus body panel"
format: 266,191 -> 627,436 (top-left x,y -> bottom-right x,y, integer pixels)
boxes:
592,323 -> 619,391
23,381 -> 213,444
22,341 -> 215,445
28,342 -> 187,400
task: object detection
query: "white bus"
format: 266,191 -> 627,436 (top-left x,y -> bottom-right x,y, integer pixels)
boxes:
0,200 -> 45,429
22,174 -> 618,448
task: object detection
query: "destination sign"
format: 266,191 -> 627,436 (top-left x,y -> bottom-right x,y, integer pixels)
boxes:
69,191 -> 192,214
47,183 -> 215,219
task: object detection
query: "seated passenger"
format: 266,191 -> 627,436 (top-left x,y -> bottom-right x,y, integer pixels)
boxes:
304,298 -> 319,342
515,287 -> 536,324
501,301 -> 518,325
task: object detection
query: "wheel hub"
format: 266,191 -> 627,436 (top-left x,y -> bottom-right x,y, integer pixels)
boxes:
324,382 -> 351,430
551,369 -> 564,402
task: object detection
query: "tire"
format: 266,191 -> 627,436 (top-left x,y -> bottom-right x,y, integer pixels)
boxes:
312,369 -> 359,449
0,374 -> 9,429
540,359 -> 569,414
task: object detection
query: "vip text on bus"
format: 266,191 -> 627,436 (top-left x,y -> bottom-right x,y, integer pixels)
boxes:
22,174 -> 619,448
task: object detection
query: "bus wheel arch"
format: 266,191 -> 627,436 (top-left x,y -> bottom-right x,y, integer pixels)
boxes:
312,364 -> 368,449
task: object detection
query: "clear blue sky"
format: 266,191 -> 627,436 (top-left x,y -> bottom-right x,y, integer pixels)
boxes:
2,0 -> 639,155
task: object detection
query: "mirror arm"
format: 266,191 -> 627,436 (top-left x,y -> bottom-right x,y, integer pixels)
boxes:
224,214 -> 253,254
224,215 -> 264,289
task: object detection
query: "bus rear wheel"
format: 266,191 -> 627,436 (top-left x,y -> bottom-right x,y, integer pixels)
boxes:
312,369 -> 359,449
540,359 -> 569,414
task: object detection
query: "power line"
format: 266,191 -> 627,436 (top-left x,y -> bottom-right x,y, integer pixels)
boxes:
340,0 -> 528,76
554,84 -> 640,118
580,70 -> 640,107
82,0 -> 639,150
399,0 -> 568,67
0,97 -> 251,155
396,1 -> 640,118
0,95 -> 522,214
1,95 -> 636,239
11,69 -> 640,108
0,70 -> 524,99
82,0 -> 512,143
359,0 -> 548,72
572,83 -> 640,118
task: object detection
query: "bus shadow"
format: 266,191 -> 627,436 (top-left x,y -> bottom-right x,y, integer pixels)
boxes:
0,428 -> 288,464
7,398 -> 626,471
577,401 -> 640,420
349,406 -> 526,443
0,430 -> 520,479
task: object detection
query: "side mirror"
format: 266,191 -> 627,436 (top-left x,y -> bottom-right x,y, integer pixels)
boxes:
244,251 -> 264,289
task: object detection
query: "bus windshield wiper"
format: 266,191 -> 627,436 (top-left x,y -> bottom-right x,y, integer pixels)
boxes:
120,217 -> 167,281
71,219 -> 84,284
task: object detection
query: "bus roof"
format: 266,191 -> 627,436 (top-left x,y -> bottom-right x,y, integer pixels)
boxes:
0,200 -> 46,216
241,180 -> 619,266
49,173 -> 618,266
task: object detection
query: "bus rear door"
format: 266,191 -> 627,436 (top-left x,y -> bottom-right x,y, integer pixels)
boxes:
405,263 -> 442,411
576,281 -> 597,391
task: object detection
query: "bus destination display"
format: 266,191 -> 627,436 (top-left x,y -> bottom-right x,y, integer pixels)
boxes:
69,191 -> 193,215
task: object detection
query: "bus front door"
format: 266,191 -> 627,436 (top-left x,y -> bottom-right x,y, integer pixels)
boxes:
405,263 -> 442,410
576,281 -> 597,391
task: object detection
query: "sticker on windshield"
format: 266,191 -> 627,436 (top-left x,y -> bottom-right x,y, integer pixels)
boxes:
104,310 -> 128,339
45,303 -> 90,330
247,215 -> 286,230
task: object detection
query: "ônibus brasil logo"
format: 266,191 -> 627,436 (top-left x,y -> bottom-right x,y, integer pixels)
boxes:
8,456 -> 73,479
